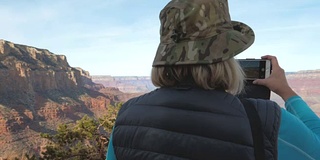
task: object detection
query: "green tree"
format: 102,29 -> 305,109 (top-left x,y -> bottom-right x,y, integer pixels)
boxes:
26,103 -> 121,160
99,102 -> 122,133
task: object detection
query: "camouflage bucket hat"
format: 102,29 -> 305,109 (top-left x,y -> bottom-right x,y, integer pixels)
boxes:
152,0 -> 255,66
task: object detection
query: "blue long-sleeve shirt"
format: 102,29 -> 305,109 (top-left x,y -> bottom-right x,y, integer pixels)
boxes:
106,129 -> 116,160
106,96 -> 320,160
278,96 -> 320,160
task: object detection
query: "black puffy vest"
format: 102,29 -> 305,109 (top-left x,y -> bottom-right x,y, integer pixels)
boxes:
113,87 -> 281,160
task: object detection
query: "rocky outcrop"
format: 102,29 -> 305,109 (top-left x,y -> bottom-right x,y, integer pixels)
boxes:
0,40 -> 106,98
0,39 -> 118,158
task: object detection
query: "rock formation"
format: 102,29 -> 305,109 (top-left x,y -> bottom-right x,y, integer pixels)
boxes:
0,39 -> 117,159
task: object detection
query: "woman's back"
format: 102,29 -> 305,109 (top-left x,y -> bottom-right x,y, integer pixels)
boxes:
112,87 -> 280,160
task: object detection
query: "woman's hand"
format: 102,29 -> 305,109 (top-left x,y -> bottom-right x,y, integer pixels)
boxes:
253,55 -> 297,101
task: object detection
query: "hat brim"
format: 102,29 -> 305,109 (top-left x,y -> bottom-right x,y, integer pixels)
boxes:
153,21 -> 255,66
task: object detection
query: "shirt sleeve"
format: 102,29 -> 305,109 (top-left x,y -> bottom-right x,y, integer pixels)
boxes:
106,131 -> 117,160
278,96 -> 320,160
285,96 -> 320,136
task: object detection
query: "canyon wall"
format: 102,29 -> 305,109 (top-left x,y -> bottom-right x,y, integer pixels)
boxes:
0,39 -> 117,159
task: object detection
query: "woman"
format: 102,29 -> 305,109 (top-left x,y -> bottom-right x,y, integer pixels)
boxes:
107,0 -> 320,159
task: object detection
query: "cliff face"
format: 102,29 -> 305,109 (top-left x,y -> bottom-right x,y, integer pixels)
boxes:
0,39 -> 115,159
0,40 -> 98,101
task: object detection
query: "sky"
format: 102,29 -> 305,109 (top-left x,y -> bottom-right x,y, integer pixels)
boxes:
0,0 -> 319,76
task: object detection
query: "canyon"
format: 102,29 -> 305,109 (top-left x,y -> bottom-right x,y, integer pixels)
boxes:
0,39 -> 319,159
0,40 -> 133,159
92,71 -> 320,116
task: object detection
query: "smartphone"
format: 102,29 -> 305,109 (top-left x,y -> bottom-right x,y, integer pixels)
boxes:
237,59 -> 272,99
237,59 -> 271,80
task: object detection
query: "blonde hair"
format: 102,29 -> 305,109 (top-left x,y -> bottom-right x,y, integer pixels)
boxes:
151,58 -> 245,95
